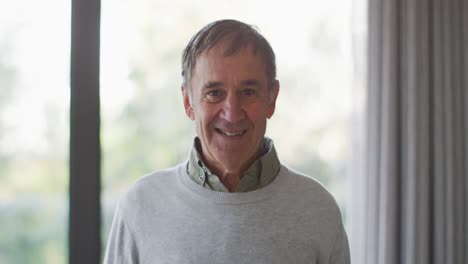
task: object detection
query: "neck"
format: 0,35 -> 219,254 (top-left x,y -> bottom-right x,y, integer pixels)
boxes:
195,137 -> 266,192
205,158 -> 254,192
218,172 -> 242,192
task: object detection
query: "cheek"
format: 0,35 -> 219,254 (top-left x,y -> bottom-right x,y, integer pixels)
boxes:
196,104 -> 219,129
245,104 -> 269,124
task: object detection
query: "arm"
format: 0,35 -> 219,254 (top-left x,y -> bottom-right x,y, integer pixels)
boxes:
103,204 -> 139,264
328,220 -> 350,264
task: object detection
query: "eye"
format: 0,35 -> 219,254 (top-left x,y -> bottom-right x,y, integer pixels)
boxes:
241,88 -> 256,97
205,89 -> 225,102
207,90 -> 221,97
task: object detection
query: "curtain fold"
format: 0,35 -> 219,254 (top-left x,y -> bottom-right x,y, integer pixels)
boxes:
351,0 -> 468,263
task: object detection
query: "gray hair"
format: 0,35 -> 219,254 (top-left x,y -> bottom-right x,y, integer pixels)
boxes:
181,19 -> 277,90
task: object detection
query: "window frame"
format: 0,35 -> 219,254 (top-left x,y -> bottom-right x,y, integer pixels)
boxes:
69,0 -> 102,263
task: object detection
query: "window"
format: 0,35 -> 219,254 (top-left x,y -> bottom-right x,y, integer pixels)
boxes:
0,0 -> 70,262
101,0 -> 360,250
1,0 -> 365,262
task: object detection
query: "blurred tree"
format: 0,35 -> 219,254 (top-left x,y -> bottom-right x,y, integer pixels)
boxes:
0,28 -> 18,181
101,0 -> 353,253
0,21 -> 68,263
102,1 -> 201,189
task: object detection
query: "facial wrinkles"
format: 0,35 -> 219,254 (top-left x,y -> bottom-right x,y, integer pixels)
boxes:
184,43 -> 278,179
191,46 -> 269,143
198,74 -> 253,128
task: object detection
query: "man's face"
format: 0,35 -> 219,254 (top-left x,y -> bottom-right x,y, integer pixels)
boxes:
182,44 -> 279,175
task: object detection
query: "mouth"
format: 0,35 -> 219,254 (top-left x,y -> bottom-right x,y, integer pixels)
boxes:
215,128 -> 247,137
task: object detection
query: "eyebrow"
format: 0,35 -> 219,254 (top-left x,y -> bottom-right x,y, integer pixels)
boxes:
203,81 -> 224,89
202,79 -> 262,89
241,79 -> 261,87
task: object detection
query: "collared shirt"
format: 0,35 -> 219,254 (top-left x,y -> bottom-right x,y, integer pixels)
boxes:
186,137 -> 281,192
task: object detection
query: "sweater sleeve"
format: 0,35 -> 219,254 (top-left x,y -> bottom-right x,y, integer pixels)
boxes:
328,219 -> 350,264
103,203 -> 139,264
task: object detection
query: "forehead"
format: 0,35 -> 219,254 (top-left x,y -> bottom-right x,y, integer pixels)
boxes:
193,43 -> 267,79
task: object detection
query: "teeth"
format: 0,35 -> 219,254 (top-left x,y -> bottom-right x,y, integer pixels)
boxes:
217,129 -> 245,136
223,131 -> 243,136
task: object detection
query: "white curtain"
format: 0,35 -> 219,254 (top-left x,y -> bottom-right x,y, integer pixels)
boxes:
350,0 -> 468,263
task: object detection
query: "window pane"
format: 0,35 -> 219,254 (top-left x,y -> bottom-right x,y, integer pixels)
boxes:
102,0 -> 358,250
0,1 -> 70,263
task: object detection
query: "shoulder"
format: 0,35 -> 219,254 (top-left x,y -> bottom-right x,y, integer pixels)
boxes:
277,164 -> 342,216
279,165 -> 333,196
117,163 -> 185,213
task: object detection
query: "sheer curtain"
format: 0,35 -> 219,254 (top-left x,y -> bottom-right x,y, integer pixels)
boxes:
350,0 -> 468,263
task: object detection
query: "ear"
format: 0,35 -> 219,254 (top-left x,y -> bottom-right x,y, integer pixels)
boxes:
182,85 -> 195,120
266,80 -> 280,119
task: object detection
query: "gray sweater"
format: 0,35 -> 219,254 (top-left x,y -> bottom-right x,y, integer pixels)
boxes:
104,163 -> 350,264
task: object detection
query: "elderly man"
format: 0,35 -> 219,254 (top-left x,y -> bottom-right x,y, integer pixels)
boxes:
104,19 -> 350,263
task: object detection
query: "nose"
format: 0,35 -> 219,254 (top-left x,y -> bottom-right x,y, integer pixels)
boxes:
219,93 -> 246,123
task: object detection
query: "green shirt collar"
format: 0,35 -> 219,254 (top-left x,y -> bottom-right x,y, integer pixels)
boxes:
187,137 -> 280,192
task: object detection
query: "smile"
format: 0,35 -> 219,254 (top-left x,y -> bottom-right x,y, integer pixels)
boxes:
215,128 -> 247,137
